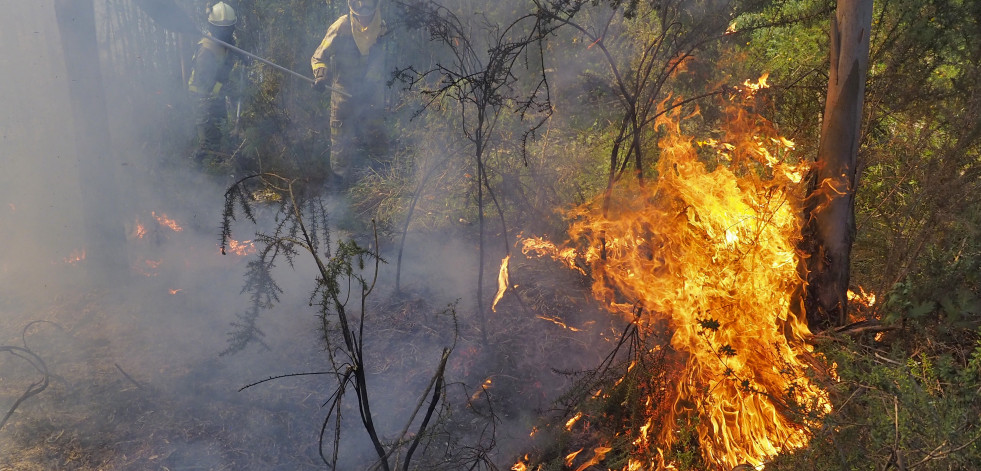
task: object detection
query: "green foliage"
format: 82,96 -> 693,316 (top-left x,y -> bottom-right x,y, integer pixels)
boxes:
663,416 -> 705,471
219,174 -> 467,470
847,0 -> 981,328
166,0 -> 981,468
770,330 -> 981,470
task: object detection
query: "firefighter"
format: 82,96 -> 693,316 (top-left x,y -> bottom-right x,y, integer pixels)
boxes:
311,0 -> 388,190
187,1 -> 238,166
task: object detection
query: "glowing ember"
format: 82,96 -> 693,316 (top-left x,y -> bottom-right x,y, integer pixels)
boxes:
169,288 -> 183,295
470,377 -> 494,401
524,79 -> 828,468
536,314 -> 582,332
565,448 -> 583,466
492,254 -> 510,312
63,249 -> 86,265
152,211 -> 183,232
132,258 -> 162,277
134,222 -> 147,239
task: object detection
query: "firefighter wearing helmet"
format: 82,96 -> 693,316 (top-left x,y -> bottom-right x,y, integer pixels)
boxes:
311,0 -> 388,190
187,1 -> 239,166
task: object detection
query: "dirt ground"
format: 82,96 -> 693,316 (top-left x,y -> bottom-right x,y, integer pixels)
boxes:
0,284 -> 329,470
0,231 -> 620,471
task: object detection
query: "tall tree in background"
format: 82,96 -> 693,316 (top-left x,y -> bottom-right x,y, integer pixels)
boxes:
801,0 -> 874,329
54,0 -> 128,278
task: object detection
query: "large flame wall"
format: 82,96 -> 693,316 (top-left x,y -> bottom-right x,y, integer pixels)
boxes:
524,82 -> 829,468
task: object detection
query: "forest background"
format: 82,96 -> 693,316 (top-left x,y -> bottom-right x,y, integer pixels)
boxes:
1,0 -> 980,470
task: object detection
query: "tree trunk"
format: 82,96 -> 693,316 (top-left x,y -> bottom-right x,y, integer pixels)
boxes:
54,0 -> 128,279
800,0 -> 874,330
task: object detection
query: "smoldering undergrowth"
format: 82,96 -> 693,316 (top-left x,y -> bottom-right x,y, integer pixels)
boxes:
218,173 -> 493,470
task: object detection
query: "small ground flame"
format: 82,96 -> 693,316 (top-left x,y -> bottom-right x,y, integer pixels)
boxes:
63,249 -> 86,265
847,286 -> 877,309
152,211 -> 183,232
132,258 -> 162,277
536,314 -> 583,332
134,222 -> 147,239
470,376 -> 494,402
222,239 -> 256,256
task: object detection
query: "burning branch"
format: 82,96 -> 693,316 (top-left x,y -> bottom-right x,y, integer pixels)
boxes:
491,255 -> 510,312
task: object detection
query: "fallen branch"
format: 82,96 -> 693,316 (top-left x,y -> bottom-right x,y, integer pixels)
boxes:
832,320 -> 897,336
812,320 -> 897,341
0,345 -> 50,431
114,363 -> 145,390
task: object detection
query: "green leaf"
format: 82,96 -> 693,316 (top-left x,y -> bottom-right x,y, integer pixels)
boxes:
908,301 -> 937,319
698,318 -> 721,331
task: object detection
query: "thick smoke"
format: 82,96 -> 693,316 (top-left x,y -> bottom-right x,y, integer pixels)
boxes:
1,1 -> 617,469
0,1 -> 330,468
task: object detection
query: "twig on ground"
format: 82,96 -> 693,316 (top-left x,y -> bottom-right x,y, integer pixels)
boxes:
114,363 -> 145,390
0,345 -> 50,431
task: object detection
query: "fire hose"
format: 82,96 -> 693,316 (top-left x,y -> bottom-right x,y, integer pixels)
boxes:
133,0 -> 350,97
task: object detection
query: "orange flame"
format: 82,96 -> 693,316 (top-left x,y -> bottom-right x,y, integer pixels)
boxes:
574,446 -> 612,471
470,377 -> 494,402
524,78 -> 828,468
847,286 -> 876,308
130,258 -> 162,277
743,72 -> 769,92
492,254 -> 510,312
522,238 -> 583,274
222,239 -> 256,256
536,314 -> 583,332
63,249 -> 86,265
152,211 -> 183,232
135,222 -> 147,239
565,411 -> 583,430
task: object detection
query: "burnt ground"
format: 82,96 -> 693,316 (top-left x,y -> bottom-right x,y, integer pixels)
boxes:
0,285 -> 327,470
0,237 -> 622,470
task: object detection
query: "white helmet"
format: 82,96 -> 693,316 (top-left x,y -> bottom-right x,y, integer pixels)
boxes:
348,0 -> 377,19
208,2 -> 237,27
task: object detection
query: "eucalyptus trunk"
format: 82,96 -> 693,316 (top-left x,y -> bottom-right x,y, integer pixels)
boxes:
801,0 -> 874,329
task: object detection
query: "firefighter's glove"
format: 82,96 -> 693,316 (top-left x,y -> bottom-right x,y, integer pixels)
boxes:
312,68 -> 328,92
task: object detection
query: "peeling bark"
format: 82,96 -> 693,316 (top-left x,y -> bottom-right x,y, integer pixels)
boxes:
801,0 -> 873,329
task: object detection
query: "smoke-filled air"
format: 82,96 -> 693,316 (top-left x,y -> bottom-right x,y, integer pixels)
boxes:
3,0 -> 981,470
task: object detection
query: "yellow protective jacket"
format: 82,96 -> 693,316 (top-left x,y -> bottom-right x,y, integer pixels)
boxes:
188,37 -> 234,97
310,14 -> 387,103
